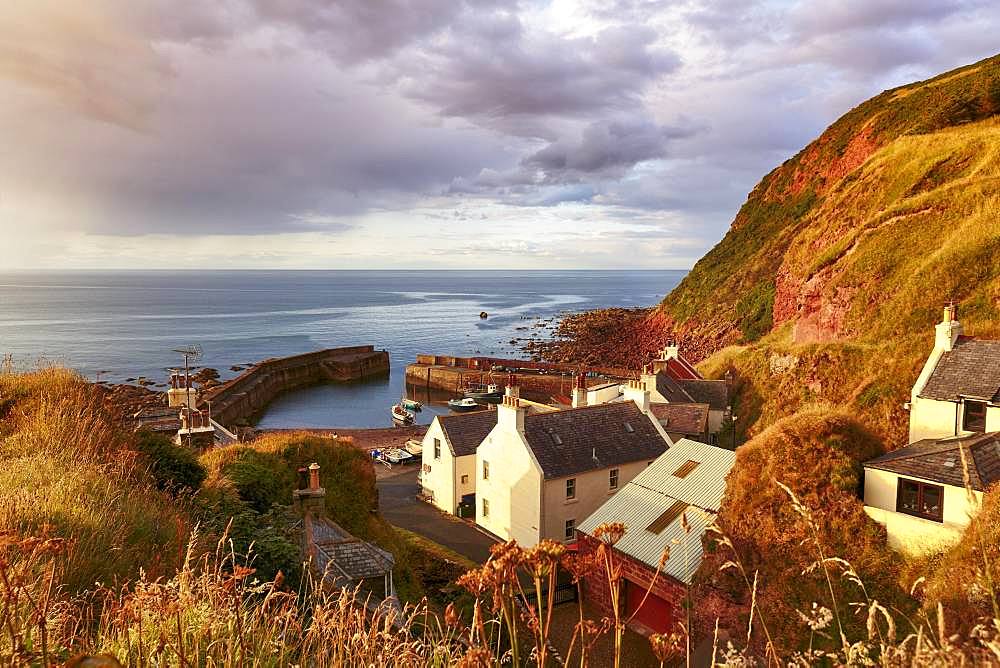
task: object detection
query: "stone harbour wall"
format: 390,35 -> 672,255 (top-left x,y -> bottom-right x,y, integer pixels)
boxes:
203,346 -> 389,426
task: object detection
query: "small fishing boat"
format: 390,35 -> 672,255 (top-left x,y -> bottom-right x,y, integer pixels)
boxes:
404,439 -> 423,456
383,448 -> 414,465
448,397 -> 480,412
391,403 -> 415,426
463,384 -> 503,402
401,397 -> 422,411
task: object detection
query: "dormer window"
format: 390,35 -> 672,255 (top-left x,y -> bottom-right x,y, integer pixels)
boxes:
963,400 -> 987,433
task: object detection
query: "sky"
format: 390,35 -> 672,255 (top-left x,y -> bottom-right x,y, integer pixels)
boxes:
1,1 -> 998,270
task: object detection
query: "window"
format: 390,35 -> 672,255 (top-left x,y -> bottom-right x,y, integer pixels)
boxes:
609,468 -> 619,490
673,460 -> 701,478
896,479 -> 944,522
482,461 -> 490,480
482,498 -> 490,517
566,478 -> 576,500
461,474 -> 469,484
964,400 -> 987,433
646,501 -> 690,534
433,438 -> 441,460
565,519 -> 576,540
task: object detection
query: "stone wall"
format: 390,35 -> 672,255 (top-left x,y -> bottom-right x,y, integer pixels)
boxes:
203,346 -> 389,426
406,354 -> 634,402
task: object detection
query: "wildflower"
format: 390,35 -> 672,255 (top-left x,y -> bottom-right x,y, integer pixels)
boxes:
456,647 -> 494,668
444,602 -> 461,628
593,522 -> 627,546
649,632 -> 683,662
797,602 -> 834,632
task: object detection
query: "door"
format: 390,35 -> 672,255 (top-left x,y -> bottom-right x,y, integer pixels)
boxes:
625,578 -> 673,635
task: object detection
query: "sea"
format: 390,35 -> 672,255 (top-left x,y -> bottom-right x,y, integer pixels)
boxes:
0,270 -> 684,428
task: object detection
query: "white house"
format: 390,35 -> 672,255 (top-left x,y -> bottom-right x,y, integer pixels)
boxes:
419,410 -> 497,516
475,381 -> 673,547
863,432 -> 998,555
908,304 -> 1000,442
863,303 -> 1000,554
569,345 -> 729,443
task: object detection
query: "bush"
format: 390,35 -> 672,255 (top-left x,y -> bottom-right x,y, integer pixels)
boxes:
135,432 -> 206,492
693,409 -> 913,655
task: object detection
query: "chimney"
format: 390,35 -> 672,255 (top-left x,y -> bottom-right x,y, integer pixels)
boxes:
662,341 -> 680,361
498,394 -> 526,433
640,364 -> 659,401
294,462 -> 326,515
623,378 -> 650,414
167,371 -> 197,408
505,372 -> 520,399
935,302 -> 963,352
572,373 -> 588,408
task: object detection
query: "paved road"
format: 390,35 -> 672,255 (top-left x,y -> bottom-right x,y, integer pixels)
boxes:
378,468 -> 497,564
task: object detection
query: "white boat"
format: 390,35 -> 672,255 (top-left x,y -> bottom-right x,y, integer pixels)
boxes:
448,397 -> 480,412
404,439 -> 423,456
391,403 -> 415,426
383,448 -> 414,465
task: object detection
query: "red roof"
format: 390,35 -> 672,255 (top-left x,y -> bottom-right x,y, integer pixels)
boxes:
662,357 -> 702,381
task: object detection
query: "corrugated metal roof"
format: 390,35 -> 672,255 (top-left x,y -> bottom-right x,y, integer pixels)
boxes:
578,439 -> 736,584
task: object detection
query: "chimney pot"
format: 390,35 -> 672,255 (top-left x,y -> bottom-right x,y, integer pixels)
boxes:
308,462 -> 321,490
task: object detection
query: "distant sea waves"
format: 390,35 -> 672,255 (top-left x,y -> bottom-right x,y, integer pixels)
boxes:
0,270 -> 685,427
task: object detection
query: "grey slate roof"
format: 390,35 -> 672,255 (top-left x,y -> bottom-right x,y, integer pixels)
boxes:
578,439 -> 736,583
437,410 -> 498,457
308,515 -> 394,585
653,373 -> 696,404
522,401 -> 669,479
678,379 -> 729,411
919,339 -> 1000,402
650,403 -> 710,435
865,432 -> 1000,491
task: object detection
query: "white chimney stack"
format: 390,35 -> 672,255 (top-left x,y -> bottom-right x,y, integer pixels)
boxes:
623,379 -> 650,414
498,394 -> 526,433
662,342 -> 680,361
935,303 -> 962,352
572,373 -> 588,408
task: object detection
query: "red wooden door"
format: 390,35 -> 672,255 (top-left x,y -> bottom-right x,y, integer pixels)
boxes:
625,579 -> 673,635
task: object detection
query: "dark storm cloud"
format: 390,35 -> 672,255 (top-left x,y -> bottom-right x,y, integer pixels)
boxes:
523,118 -> 697,179
400,20 -> 680,133
248,0 -> 514,64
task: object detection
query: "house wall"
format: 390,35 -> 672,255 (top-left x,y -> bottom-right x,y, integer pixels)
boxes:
586,384 -> 624,405
475,425 -> 543,546
420,420 -> 456,513
863,467 -> 982,555
541,460 -> 651,543
576,532 -> 685,636
706,409 -> 724,435
908,396 -> 1000,442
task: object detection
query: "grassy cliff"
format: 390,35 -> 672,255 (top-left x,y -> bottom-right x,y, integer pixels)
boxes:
552,53 -> 1000,447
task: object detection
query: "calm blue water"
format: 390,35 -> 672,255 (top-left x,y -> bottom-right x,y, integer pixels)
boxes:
0,271 -> 684,428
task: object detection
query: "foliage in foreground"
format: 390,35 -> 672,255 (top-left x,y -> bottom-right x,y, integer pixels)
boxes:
693,409 -> 914,656
0,368 -> 191,593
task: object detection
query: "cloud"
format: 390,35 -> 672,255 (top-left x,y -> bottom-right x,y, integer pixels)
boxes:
0,2 -> 167,129
0,0 -> 998,268
399,19 -> 681,136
